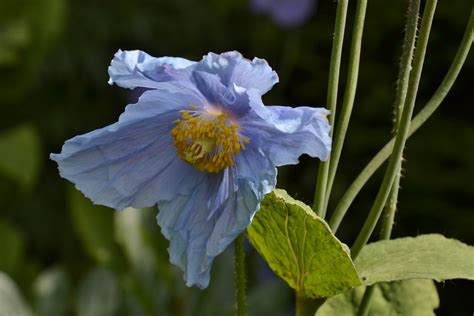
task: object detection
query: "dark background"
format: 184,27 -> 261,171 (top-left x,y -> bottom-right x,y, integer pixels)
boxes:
0,0 -> 472,315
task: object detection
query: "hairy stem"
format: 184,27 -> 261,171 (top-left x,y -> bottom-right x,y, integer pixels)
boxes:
351,0 -> 438,259
314,0 -> 349,217
379,0 -> 421,240
234,234 -> 247,316
357,0 -> 422,310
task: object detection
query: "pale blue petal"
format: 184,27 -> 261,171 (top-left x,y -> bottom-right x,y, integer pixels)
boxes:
118,87 -> 205,121
241,105 -> 331,166
157,172 -> 227,288
196,51 -> 279,95
108,49 -> 196,89
50,90 -> 205,209
191,71 -> 250,117
206,147 -> 276,256
157,147 -> 277,288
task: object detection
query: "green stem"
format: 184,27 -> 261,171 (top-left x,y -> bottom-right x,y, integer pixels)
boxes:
351,0 -> 438,259
356,286 -> 376,316
380,0 -> 421,240
357,0 -> 421,310
313,0 -> 349,218
295,294 -> 325,316
234,234 -> 247,316
379,164 -> 401,238
329,5 -> 474,233
325,0 -> 368,211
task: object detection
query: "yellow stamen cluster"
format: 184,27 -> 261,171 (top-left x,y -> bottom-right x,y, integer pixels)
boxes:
171,108 -> 249,173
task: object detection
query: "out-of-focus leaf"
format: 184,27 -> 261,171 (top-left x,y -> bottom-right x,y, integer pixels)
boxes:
0,0 -> 65,101
115,208 -> 156,281
77,267 -> 119,316
316,279 -> 439,316
0,272 -> 33,316
115,208 -> 168,314
0,124 -> 41,189
0,220 -> 25,275
247,189 -> 361,298
0,20 -> 30,65
33,267 -> 70,316
68,187 -> 115,264
355,234 -> 474,285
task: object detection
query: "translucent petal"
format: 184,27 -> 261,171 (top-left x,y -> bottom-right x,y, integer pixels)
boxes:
206,147 -> 277,256
191,71 -> 250,117
108,49 -> 196,89
241,105 -> 331,166
157,173 -> 226,288
157,147 -> 277,288
51,90 -> 205,209
196,51 -> 279,95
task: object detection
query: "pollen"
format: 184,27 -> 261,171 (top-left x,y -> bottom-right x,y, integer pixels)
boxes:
171,106 -> 249,173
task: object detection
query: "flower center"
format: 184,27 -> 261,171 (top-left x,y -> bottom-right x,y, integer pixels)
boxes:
171,107 -> 249,173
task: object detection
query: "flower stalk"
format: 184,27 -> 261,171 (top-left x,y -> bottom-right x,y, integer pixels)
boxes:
324,0 -> 368,211
234,234 -> 247,316
357,0 -> 421,312
329,4 -> 474,234
313,0 -> 348,218
351,0 -> 438,259
380,0 -> 421,240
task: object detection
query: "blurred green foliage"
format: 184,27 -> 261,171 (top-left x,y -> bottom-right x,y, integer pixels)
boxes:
0,0 -> 472,315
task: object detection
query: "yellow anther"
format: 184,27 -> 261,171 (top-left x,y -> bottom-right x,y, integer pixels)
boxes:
171,110 -> 248,173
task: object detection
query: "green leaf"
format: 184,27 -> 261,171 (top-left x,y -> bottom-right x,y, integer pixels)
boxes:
0,272 -> 33,316
247,189 -> 361,298
0,220 -> 25,276
355,234 -> 474,285
0,124 -> 41,189
67,186 -> 115,264
33,267 -> 70,316
316,279 -> 439,316
77,267 -> 119,316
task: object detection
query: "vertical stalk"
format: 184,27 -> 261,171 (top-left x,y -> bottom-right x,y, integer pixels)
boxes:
234,234 -> 247,316
295,294 -> 311,316
295,295 -> 325,316
380,0 -> 421,239
355,286 -> 376,316
328,6 -> 474,233
351,0 -> 438,260
325,0 -> 368,211
313,0 -> 349,218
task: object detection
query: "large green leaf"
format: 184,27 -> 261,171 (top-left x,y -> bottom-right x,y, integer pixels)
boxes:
316,279 -> 439,316
355,234 -> 474,285
0,124 -> 41,189
77,267 -> 119,316
33,267 -> 70,316
0,272 -> 32,316
68,187 -> 115,264
247,189 -> 361,298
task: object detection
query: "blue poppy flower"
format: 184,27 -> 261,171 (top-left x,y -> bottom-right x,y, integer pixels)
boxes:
250,0 -> 317,28
51,50 -> 331,288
